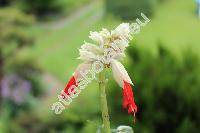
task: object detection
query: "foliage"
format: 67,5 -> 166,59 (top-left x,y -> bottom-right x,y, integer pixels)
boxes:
0,0 -> 14,7
105,0 -> 157,20
0,8 -> 43,117
108,44 -> 200,133
19,0 -> 64,17
0,7 -> 35,79
0,8 -> 34,47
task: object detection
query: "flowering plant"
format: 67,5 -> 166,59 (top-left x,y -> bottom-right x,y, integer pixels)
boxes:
59,23 -> 138,132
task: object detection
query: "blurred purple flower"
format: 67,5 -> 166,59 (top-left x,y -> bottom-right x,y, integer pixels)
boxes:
1,74 -> 31,104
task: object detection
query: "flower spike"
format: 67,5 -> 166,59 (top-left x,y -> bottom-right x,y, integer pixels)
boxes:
62,23 -> 138,123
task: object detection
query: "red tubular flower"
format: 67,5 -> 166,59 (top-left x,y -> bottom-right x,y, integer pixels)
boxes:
61,63 -> 91,98
123,81 -> 138,122
62,76 -> 77,97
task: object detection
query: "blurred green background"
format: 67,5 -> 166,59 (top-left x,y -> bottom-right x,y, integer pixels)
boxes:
0,0 -> 200,132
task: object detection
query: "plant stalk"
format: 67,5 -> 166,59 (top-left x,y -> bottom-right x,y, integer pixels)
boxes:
99,68 -> 111,133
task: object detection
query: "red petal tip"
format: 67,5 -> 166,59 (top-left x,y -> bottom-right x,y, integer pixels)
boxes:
123,80 -> 138,122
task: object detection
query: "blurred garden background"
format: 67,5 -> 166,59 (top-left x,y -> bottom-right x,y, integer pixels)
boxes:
0,0 -> 200,132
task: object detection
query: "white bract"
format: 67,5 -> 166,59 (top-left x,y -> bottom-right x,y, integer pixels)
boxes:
78,23 -> 133,86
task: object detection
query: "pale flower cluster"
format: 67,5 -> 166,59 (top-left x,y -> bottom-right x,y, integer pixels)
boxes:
78,23 -> 133,65
78,23 -> 134,87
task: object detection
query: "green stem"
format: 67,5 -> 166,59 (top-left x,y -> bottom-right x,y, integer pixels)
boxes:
99,68 -> 111,133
